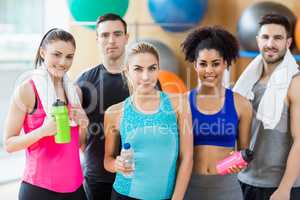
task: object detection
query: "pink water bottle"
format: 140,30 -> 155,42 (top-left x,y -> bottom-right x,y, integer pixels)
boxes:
216,149 -> 254,175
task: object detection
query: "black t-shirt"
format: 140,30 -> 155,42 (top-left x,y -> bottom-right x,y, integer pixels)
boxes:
77,64 -> 130,182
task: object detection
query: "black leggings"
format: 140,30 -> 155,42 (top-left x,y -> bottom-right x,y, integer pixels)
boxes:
240,181 -> 300,200
19,181 -> 87,200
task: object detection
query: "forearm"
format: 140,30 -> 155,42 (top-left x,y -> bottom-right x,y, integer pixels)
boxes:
79,127 -> 87,151
278,140 -> 300,190
104,156 -> 117,173
172,155 -> 193,200
4,127 -> 46,153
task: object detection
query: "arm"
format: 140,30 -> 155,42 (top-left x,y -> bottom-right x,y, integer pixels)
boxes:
3,82 -> 56,153
74,86 -> 89,151
171,94 -> 193,200
227,93 -> 252,174
103,103 -> 132,174
234,93 -> 253,150
271,76 -> 300,200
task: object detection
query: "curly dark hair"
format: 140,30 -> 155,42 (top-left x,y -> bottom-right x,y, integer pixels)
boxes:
181,26 -> 239,66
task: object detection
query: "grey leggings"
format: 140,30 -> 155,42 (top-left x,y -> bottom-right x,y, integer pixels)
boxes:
184,174 -> 243,200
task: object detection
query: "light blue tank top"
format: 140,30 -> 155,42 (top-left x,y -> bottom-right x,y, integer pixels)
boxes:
113,92 -> 179,200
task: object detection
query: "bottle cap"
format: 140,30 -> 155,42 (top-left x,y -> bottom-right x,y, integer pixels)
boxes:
123,143 -> 131,150
53,99 -> 66,106
241,149 -> 254,162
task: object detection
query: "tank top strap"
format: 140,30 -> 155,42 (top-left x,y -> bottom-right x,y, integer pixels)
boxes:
223,88 -> 236,114
188,89 -> 198,114
159,92 -> 174,113
29,79 -> 44,110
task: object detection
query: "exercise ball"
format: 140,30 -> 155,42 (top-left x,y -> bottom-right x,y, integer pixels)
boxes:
148,0 -> 207,32
295,18 -> 300,50
67,0 -> 129,29
237,2 -> 296,51
132,39 -> 180,74
159,70 -> 188,93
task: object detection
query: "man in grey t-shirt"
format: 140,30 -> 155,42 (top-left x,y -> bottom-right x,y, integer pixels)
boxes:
234,13 -> 300,200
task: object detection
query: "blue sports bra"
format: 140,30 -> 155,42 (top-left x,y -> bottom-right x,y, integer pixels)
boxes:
189,88 -> 239,148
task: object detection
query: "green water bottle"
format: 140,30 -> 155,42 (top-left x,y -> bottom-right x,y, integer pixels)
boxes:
52,99 -> 71,144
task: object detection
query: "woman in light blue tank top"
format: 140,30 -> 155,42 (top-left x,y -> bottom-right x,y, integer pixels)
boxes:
104,42 -> 193,200
181,26 -> 253,200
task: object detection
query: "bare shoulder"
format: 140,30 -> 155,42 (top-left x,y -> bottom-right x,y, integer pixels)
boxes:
233,91 -> 252,117
105,101 -> 124,120
15,80 -> 35,111
288,74 -> 300,101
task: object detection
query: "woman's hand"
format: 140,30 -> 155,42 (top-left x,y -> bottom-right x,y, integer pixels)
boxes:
70,106 -> 89,128
114,156 -> 134,174
227,151 -> 247,174
41,117 -> 57,137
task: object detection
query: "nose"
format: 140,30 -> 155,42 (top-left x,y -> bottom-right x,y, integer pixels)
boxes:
266,38 -> 275,47
142,70 -> 150,81
58,58 -> 68,67
108,34 -> 115,44
205,65 -> 214,74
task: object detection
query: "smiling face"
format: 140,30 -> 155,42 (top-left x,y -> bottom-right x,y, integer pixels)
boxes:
195,49 -> 227,88
40,40 -> 75,77
126,52 -> 159,95
96,20 -> 129,60
256,23 -> 292,65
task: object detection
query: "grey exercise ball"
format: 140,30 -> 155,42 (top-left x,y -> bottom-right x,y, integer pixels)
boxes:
237,1 -> 296,51
130,39 -> 180,75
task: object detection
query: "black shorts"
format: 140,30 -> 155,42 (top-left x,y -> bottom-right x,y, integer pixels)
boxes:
111,189 -> 139,200
83,177 -> 113,200
19,181 -> 87,200
240,181 -> 300,200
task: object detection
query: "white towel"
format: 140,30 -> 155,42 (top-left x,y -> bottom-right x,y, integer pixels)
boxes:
31,67 -> 80,118
233,49 -> 299,129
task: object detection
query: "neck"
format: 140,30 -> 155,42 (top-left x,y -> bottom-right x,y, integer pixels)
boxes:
49,74 -> 63,86
197,82 -> 223,96
262,60 -> 280,78
103,55 -> 124,74
132,89 -> 159,106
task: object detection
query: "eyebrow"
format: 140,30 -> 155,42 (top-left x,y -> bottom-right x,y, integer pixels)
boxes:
53,50 -> 74,56
100,30 -> 124,35
133,64 -> 158,68
199,59 -> 221,62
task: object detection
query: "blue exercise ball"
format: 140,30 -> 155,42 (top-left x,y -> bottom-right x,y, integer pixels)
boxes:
237,2 -> 296,51
68,0 -> 129,30
148,0 -> 208,32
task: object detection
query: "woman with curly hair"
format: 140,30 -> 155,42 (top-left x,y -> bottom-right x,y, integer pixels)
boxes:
181,26 -> 253,200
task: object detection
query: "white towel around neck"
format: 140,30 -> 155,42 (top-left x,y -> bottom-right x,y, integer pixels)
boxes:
233,49 -> 299,129
31,67 -> 80,117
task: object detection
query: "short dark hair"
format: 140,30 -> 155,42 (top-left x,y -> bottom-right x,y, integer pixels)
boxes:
259,13 -> 292,37
96,13 -> 127,34
181,26 -> 239,66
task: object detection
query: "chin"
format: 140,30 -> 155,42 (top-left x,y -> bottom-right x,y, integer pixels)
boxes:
202,82 -> 217,88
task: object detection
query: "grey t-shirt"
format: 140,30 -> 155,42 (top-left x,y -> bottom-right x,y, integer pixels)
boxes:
238,80 -> 300,188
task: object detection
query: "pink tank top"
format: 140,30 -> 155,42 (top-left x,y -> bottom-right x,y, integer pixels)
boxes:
22,80 -> 83,193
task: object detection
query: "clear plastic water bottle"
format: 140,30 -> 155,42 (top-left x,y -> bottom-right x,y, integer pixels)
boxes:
120,143 -> 134,178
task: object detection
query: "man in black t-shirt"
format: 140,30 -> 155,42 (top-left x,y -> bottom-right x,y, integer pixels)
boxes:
76,13 -> 130,200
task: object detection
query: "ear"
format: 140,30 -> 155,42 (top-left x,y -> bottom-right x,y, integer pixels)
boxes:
124,33 -> 129,44
287,37 -> 292,49
39,48 -> 45,60
193,61 -> 198,72
224,60 -> 229,70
